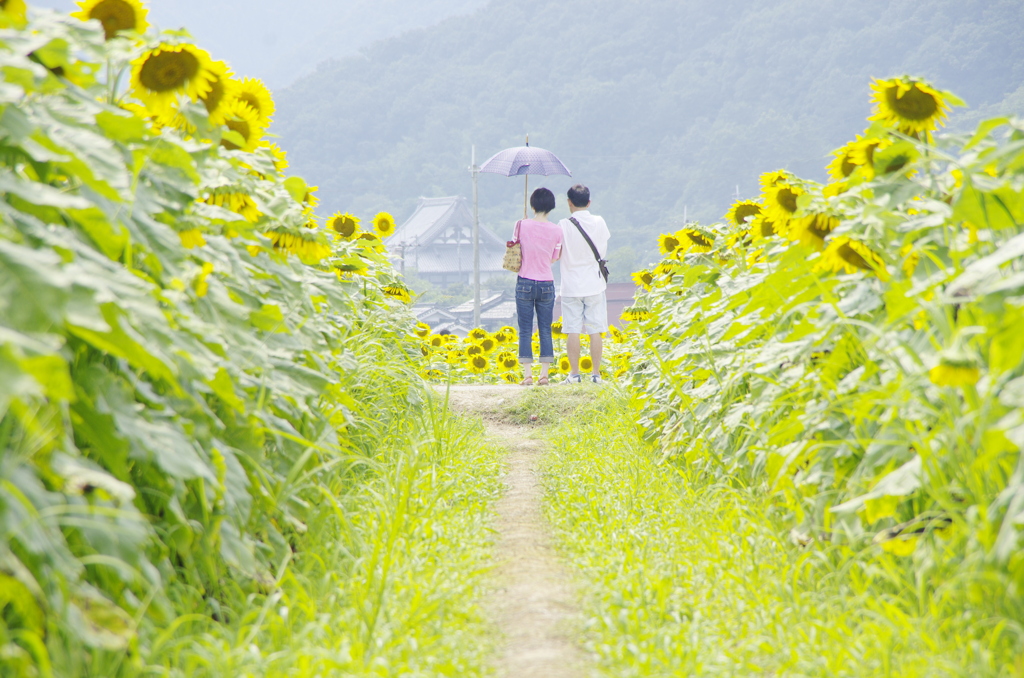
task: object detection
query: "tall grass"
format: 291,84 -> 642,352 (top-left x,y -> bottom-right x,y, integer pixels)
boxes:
540,387 -> 1023,677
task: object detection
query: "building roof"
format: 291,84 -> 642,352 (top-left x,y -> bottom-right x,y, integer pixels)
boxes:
449,292 -> 506,315
390,196 -> 504,249
480,300 -> 517,320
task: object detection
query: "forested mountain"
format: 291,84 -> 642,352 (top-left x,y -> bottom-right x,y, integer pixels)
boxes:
276,0 -> 1024,261
33,0 -> 488,87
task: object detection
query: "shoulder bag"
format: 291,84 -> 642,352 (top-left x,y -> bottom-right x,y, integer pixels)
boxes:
502,220 -> 523,272
569,217 -> 610,282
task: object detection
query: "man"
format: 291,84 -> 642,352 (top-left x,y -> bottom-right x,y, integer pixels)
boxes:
557,184 -> 610,384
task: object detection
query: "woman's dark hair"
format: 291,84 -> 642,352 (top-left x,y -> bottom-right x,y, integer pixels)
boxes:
567,184 -> 590,208
530,187 -> 556,213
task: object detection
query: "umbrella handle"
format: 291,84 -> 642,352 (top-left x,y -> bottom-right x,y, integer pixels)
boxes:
524,174 -> 529,219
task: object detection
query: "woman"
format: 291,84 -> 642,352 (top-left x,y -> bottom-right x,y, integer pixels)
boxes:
513,187 -> 562,386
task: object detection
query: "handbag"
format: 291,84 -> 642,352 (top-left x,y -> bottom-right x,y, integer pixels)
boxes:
502,220 -> 523,272
569,217 -> 610,282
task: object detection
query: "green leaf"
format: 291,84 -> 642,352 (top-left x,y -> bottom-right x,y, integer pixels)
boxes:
249,303 -> 288,332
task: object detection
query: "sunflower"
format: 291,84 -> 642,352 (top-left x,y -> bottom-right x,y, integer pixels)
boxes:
372,212 -> 397,238
383,283 -> 411,304
788,213 -> 838,250
759,170 -> 792,191
0,0 -> 27,21
466,343 -> 484,357
551,318 -> 565,337
428,335 -> 446,349
197,60 -> 238,125
632,269 -> 654,290
678,227 -> 714,253
900,244 -> 920,277
580,356 -> 593,372
823,182 -> 849,198
763,183 -> 804,229
130,44 -> 216,120
493,329 -> 511,344
870,76 -> 950,135
264,143 -> 289,174
267,229 -> 332,262
749,216 -> 777,243
221,99 -> 264,152
333,261 -> 368,278
479,336 -> 497,353
658,232 -> 682,256
357,232 -> 384,248
303,185 -> 319,208
423,368 -> 444,381
414,322 -> 430,339
233,78 -> 275,127
203,189 -> 261,223
499,325 -> 516,337
178,228 -> 206,249
72,0 -> 147,40
467,354 -> 489,374
500,355 -> 519,371
328,212 -> 361,240
558,356 -> 571,372
469,327 -> 488,341
654,260 -> 683,280
814,237 -> 889,280
726,200 -> 762,228
929,361 -> 980,388
621,306 -> 651,322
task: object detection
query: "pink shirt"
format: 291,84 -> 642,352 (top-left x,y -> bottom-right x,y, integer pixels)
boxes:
514,219 -> 562,281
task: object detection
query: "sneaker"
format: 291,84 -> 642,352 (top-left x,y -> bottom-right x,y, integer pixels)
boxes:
561,373 -> 582,385
591,374 -> 602,384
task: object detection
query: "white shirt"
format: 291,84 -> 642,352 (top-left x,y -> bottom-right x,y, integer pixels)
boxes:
557,210 -> 610,298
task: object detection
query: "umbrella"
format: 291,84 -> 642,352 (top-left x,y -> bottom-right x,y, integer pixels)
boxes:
479,136 -> 572,217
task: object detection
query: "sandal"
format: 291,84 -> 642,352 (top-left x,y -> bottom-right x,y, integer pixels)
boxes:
536,376 -> 549,386
520,376 -> 533,386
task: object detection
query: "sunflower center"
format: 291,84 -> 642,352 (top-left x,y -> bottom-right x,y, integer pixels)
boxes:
840,153 -> 857,177
887,84 -> 939,121
333,217 -> 356,237
837,243 -> 871,270
90,0 -> 136,39
776,188 -> 799,214
238,91 -> 263,116
139,49 -> 199,93
686,232 -> 711,247
664,236 -> 679,251
759,219 -> 775,238
223,117 -> 253,150
734,204 -> 761,224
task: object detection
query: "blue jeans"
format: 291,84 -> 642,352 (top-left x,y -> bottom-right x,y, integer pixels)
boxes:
515,277 -> 555,363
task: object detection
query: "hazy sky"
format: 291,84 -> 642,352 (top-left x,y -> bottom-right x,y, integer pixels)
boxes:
31,0 -> 489,87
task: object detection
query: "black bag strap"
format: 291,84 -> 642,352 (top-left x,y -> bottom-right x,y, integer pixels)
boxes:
569,217 -> 602,262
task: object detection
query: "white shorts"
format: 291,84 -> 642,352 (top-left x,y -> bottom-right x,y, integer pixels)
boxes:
561,291 -> 608,334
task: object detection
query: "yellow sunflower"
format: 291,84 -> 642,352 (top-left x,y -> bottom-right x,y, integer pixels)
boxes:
446,348 -> 464,365
759,170 -> 792,191
469,327 -> 488,341
466,343 -> 484,357
500,354 -> 519,371
900,243 -> 920,277
580,356 -> 593,372
870,76 -> 950,135
264,142 -> 289,174
499,325 -> 516,337
327,213 -> 360,240
203,189 -> 261,223
198,60 -> 238,125
493,330 -> 511,344
725,200 -> 762,228
479,336 -> 497,353
678,227 -> 714,253
558,356 -> 571,372
551,318 -> 565,337
383,283 -> 411,303
1,0 -> 28,22
357,232 -> 383,249
929,361 -> 980,388
762,183 -> 804,232
220,99 -> 264,152
828,135 -> 891,181
749,216 -> 777,243
233,77 -> 275,127
658,232 -> 682,256
72,0 -> 147,40
814,237 -> 889,281
621,306 -> 651,322
788,213 -> 839,250
266,229 -> 332,262
373,212 -> 397,238
178,228 -> 206,249
414,322 -> 431,339
130,44 -> 215,120
632,269 -> 654,290
467,354 -> 489,374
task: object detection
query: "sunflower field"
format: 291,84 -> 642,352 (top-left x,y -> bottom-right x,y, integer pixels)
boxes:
626,76 -> 1024,661
0,3 -> 479,676
414,320 -> 636,384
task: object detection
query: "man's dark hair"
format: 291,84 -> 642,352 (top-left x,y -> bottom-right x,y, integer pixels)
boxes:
567,184 -> 590,208
530,187 -> 556,213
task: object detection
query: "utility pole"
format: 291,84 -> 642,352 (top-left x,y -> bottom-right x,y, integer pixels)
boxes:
470,145 -> 481,327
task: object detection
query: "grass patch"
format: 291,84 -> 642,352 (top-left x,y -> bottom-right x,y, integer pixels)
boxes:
144,392 -> 503,677
501,384 -> 596,426
538,387 -> 1021,677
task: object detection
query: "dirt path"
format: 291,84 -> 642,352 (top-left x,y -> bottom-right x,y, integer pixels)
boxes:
442,385 -> 584,678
